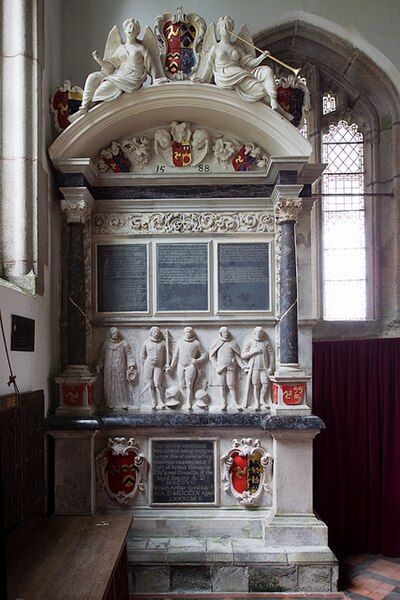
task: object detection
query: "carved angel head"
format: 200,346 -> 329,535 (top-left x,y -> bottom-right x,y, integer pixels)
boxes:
191,128 -> 209,150
154,128 -> 172,151
123,18 -> 140,38
217,16 -> 234,36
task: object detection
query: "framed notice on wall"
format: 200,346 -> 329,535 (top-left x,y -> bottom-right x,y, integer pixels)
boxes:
217,242 -> 270,311
97,244 -> 148,313
156,243 -> 209,312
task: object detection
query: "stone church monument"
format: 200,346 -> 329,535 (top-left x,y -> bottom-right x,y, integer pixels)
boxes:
48,7 -> 335,594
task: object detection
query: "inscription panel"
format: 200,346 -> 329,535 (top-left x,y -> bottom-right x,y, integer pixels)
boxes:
151,439 -> 215,504
97,244 -> 148,312
218,242 -> 270,311
157,243 -> 208,311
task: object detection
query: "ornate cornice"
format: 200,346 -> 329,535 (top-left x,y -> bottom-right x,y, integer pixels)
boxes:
92,210 -> 274,235
60,187 -> 94,224
274,198 -> 302,223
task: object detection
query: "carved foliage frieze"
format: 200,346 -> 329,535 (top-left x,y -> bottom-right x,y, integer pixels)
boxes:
221,438 -> 272,505
97,437 -> 146,506
93,211 -> 274,235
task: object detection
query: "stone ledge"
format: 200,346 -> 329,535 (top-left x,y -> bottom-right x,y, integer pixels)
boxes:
45,412 -> 325,431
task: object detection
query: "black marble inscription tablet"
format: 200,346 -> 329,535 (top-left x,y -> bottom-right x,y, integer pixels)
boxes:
218,242 -> 270,311
152,439 -> 215,504
97,244 -> 147,312
157,243 -> 208,311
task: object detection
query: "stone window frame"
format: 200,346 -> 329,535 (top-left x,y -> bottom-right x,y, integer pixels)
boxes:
255,21 -> 400,326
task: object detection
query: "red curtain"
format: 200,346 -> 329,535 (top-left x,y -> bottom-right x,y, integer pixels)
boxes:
313,338 -> 400,558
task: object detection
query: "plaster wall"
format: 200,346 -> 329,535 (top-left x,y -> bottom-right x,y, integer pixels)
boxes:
0,0 -> 62,407
60,0 -> 400,91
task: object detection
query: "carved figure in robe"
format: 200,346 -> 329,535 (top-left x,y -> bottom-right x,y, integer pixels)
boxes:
140,326 -> 167,410
194,16 -> 278,110
70,18 -> 165,120
241,326 -> 274,411
166,327 -> 208,410
97,327 -> 137,409
210,326 -> 248,412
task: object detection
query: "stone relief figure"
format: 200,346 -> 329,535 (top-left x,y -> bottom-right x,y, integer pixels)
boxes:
210,326 -> 248,411
70,18 -> 165,120
193,16 -> 279,110
97,327 -> 137,410
140,326 -> 167,410
166,327 -> 208,410
241,327 -> 275,411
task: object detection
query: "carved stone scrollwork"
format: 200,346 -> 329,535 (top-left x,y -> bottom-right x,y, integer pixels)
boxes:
221,438 -> 272,505
97,437 -> 146,506
92,211 -> 274,235
275,198 -> 302,223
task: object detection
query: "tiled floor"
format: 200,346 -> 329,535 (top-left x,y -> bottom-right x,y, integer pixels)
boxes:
342,555 -> 400,600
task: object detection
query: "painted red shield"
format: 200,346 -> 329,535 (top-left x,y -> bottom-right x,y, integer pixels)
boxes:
61,384 -> 84,406
172,141 -> 192,167
52,89 -> 82,130
104,448 -> 138,496
102,147 -> 131,173
163,21 -> 196,76
231,146 -> 256,172
230,451 -> 263,495
277,86 -> 305,127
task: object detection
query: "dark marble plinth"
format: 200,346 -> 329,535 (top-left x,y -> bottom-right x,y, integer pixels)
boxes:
45,412 -> 324,431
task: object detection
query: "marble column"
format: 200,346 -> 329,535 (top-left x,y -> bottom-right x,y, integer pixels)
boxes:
275,197 -> 303,366
55,188 -> 96,415
270,192 -> 310,415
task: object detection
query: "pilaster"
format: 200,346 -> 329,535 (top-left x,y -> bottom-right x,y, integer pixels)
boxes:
55,187 -> 96,416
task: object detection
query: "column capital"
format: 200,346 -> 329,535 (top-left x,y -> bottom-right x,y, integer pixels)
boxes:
274,197 -> 303,223
60,187 -> 94,224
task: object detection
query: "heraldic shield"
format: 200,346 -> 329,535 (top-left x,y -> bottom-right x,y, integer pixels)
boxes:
221,438 -> 272,505
51,80 -> 83,132
155,8 -> 206,80
98,437 -> 147,505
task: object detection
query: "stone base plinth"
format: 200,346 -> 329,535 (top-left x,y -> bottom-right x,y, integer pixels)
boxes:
127,536 -> 338,594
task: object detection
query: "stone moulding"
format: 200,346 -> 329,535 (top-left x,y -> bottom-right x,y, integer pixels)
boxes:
92,210 -> 275,235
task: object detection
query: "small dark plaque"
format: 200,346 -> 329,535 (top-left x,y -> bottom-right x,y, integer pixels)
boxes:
97,244 -> 148,312
157,243 -> 208,311
152,439 -> 215,504
218,242 -> 270,311
11,315 -> 35,351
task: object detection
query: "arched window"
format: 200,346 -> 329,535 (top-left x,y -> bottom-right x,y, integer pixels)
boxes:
321,121 -> 366,320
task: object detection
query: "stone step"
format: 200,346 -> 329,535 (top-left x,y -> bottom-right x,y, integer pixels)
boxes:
127,538 -> 338,594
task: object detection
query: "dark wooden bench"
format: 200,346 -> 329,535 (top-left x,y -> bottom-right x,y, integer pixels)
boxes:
6,515 -> 132,600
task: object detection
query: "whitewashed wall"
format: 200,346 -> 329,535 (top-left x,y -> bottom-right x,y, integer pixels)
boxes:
60,0 -> 400,90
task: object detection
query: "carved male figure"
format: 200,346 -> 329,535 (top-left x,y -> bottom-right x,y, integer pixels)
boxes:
209,326 -> 248,411
241,326 -> 274,411
166,327 -> 208,410
140,326 -> 167,410
97,327 -> 137,409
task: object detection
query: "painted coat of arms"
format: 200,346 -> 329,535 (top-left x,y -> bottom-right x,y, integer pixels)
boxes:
275,75 -> 310,128
154,121 -> 210,167
98,437 -> 146,505
51,80 -> 83,132
221,438 -> 272,505
155,7 -> 206,79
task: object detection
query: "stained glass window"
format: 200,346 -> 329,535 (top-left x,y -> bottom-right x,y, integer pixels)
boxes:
322,120 -> 366,320
322,93 -> 337,115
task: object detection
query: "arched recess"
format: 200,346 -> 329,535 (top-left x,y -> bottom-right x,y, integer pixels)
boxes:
49,83 -> 312,167
255,19 -> 400,333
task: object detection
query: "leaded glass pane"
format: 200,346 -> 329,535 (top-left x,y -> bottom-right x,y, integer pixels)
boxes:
321,120 -> 366,320
322,93 -> 337,115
